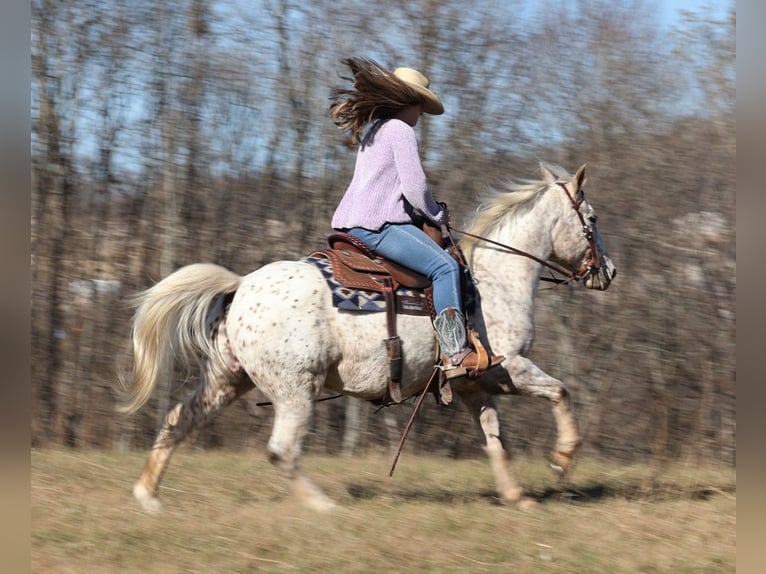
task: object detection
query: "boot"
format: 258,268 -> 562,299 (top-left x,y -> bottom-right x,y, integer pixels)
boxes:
433,308 -> 505,379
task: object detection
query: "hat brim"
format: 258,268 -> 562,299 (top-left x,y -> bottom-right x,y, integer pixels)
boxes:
404,84 -> 443,115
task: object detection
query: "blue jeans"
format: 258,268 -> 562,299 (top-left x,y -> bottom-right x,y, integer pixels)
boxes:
346,224 -> 462,314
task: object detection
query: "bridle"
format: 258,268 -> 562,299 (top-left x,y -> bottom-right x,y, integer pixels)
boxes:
555,180 -> 601,279
448,180 -> 601,285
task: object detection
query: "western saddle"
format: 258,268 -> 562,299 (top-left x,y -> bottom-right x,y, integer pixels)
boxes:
309,226 -> 491,405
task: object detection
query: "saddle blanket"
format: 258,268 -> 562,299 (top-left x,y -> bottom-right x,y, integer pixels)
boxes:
301,256 -> 430,315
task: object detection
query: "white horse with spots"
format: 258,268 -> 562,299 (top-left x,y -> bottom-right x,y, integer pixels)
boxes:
121,162 -> 616,513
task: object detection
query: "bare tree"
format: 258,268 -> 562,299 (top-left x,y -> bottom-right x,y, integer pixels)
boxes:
32,0 -> 94,445
30,0 -> 735,464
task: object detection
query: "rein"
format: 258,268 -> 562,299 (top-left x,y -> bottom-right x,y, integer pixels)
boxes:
449,180 -> 601,285
449,226 -> 579,285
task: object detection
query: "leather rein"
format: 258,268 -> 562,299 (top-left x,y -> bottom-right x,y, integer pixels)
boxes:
448,180 -> 601,286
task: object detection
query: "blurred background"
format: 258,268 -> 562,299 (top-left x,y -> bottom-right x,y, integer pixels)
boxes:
31,0 -> 735,467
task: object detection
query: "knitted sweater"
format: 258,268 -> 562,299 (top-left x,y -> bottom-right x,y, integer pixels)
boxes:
331,118 -> 446,231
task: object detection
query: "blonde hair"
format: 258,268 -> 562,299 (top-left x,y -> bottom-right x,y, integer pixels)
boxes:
330,57 -> 426,145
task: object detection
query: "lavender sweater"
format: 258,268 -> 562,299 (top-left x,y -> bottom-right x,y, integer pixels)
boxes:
331,119 -> 446,231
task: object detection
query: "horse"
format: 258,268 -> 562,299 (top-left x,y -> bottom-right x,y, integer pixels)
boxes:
120,161 -> 616,513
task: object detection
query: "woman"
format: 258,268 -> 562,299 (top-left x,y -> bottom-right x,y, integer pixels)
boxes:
329,57 -> 504,378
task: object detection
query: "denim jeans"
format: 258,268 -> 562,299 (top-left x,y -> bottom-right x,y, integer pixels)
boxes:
346,224 -> 462,314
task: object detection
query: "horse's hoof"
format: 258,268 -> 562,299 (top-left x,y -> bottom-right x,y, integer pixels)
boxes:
291,476 -> 338,512
548,450 -> 576,477
550,462 -> 566,477
307,498 -> 339,513
518,496 -> 539,512
133,483 -> 162,514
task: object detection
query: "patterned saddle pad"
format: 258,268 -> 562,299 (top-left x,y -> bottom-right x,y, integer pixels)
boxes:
302,256 -> 431,316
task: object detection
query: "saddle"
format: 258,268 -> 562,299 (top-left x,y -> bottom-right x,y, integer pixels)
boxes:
309,232 -> 426,405
310,229 -> 470,405
315,233 -> 435,312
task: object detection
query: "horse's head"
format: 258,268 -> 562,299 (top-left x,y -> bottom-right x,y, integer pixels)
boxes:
542,162 -> 616,291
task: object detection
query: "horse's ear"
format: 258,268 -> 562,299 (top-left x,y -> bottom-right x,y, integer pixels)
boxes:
574,163 -> 589,189
539,161 -> 558,184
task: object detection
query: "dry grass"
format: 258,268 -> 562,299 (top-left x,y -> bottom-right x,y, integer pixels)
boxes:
31,449 -> 735,573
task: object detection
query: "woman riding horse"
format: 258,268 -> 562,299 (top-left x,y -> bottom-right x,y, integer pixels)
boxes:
329,57 -> 504,378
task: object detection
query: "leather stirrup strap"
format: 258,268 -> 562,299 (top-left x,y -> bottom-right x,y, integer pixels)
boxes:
382,277 -> 403,403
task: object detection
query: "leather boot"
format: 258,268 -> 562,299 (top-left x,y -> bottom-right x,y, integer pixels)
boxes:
434,308 -> 505,379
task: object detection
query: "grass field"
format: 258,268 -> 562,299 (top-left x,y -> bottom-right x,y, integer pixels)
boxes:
31,448 -> 735,573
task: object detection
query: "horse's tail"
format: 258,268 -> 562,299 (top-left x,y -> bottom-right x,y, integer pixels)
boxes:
118,263 -> 242,414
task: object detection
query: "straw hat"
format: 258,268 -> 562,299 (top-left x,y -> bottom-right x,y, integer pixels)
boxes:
393,67 -> 444,115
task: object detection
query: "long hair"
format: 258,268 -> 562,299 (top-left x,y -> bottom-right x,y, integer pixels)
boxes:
330,57 -> 425,145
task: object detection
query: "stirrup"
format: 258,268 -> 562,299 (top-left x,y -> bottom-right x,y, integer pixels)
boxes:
437,350 -> 505,380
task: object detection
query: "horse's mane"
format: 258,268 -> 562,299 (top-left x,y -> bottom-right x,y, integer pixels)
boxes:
459,172 -> 552,261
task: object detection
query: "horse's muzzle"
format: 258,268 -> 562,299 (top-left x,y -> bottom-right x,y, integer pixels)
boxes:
583,255 -> 616,291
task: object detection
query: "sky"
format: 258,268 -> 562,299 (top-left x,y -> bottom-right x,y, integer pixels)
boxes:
58,0 -> 734,170
657,0 -> 731,28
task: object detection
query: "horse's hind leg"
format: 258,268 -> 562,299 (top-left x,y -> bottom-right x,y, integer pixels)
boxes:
133,367 -> 253,513
456,388 -> 537,510
267,392 -> 337,512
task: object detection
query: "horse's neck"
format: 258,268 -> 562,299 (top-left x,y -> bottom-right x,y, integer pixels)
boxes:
468,211 -> 553,314
462,190 -> 562,352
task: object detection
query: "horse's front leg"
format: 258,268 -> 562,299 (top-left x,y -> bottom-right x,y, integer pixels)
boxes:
503,355 -> 582,475
456,388 -> 537,510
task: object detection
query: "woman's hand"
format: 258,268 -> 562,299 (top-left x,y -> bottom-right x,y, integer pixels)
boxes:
437,201 -> 450,226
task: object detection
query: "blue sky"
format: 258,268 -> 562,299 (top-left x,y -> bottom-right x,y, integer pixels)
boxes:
61,0 -> 734,170
657,0 -> 731,28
